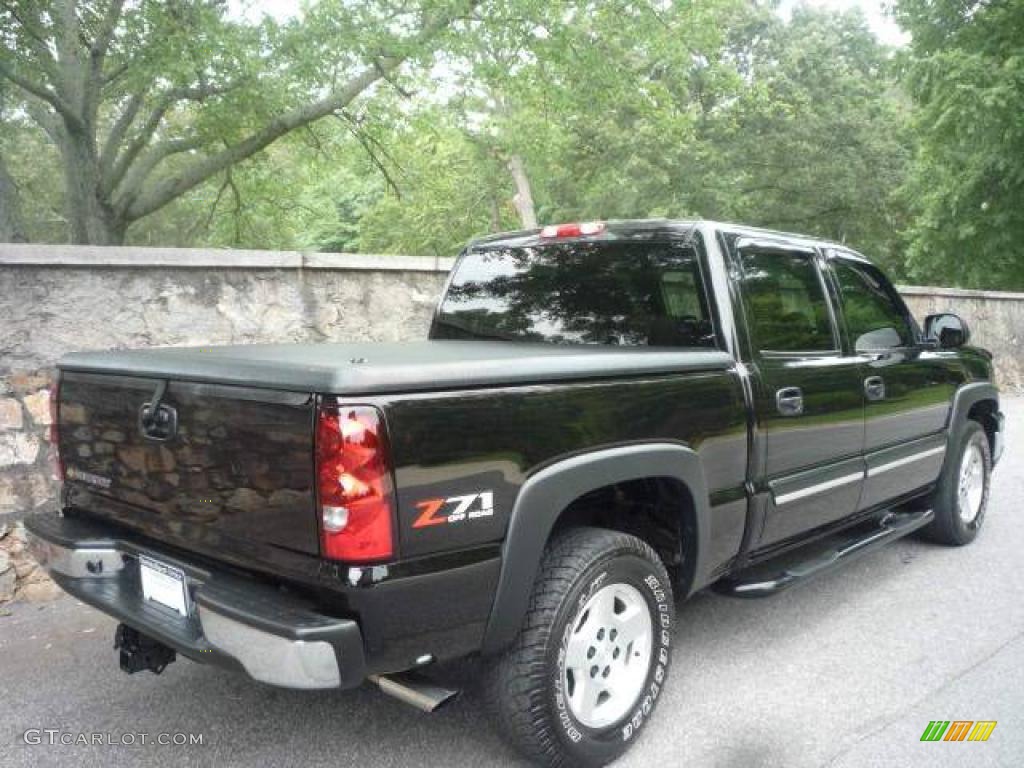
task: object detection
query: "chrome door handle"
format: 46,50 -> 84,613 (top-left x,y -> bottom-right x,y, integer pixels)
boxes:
776,386 -> 804,416
864,376 -> 885,401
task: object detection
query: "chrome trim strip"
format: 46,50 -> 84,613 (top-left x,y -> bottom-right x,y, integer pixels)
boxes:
867,445 -> 946,478
773,471 -> 863,506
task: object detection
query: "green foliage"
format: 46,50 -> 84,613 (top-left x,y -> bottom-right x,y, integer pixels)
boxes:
0,0 -> 474,243
126,131 -> 351,250
2,0 -> 1019,291
896,0 -> 1024,289
0,114 -> 64,242
706,7 -> 912,275
355,115 -> 520,255
347,1 -> 914,266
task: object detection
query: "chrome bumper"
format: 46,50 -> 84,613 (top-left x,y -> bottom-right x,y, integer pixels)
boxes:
28,538 -> 125,579
26,513 -> 365,690
198,605 -> 342,689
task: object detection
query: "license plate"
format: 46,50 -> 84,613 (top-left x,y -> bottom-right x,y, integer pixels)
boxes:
139,556 -> 189,616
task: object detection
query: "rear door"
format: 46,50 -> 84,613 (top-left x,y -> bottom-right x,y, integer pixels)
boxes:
729,238 -> 865,548
825,253 -> 956,509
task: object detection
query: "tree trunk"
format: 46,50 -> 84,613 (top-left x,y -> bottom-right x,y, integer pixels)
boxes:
507,154 -> 538,229
59,127 -> 124,244
489,194 -> 502,232
0,152 -> 28,242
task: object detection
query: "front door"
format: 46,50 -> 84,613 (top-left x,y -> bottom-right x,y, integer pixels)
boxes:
731,239 -> 865,548
826,254 -> 956,509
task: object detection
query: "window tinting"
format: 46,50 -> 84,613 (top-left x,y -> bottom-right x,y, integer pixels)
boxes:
432,242 -> 715,347
738,250 -> 835,352
832,259 -> 913,351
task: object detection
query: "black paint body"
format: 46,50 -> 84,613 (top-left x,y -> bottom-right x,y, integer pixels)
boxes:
43,219 -> 1001,675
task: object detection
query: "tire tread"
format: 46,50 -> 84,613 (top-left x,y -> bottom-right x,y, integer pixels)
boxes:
925,421 -> 990,546
484,527 -> 671,767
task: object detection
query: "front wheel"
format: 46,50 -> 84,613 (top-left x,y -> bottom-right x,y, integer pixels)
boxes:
925,421 -> 991,546
485,528 -> 674,767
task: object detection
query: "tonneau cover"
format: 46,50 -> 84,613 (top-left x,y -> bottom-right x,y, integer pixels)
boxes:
60,341 -> 734,394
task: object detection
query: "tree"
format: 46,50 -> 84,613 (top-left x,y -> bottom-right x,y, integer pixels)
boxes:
355,112 -> 519,255
0,0 -> 922,263
0,0 -> 475,244
448,0 -> 749,226
896,0 -> 1024,289
0,145 -> 26,241
345,0 -> 748,250
705,6 -> 913,272
438,0 -> 554,230
325,1 -> 914,262
0,86 -> 28,241
0,87 -> 66,242
443,1 -> 910,267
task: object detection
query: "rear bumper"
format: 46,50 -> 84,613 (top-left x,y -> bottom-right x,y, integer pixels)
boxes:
25,511 -> 366,690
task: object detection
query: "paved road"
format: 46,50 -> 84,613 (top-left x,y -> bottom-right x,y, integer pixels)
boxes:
3,398 -> 1022,768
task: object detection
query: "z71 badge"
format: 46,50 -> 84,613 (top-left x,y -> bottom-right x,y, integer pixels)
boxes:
412,491 -> 494,528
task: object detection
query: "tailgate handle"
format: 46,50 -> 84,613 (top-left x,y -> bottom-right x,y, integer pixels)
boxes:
140,380 -> 168,428
138,380 -> 177,441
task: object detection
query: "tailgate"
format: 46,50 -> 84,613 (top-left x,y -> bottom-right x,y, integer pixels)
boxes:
58,372 -> 319,555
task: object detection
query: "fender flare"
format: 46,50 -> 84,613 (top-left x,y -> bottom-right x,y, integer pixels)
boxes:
480,443 -> 710,655
947,381 -> 999,443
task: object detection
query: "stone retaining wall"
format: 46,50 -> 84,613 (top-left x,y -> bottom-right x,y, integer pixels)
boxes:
899,285 -> 1024,391
0,246 -> 449,603
1,244 -> 1020,603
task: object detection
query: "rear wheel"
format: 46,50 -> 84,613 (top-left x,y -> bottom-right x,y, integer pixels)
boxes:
485,528 -> 674,767
925,421 -> 991,546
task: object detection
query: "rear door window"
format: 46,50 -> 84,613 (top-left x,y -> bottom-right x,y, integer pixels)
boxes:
736,249 -> 837,353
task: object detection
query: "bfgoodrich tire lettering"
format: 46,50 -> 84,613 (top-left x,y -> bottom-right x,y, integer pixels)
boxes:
485,527 -> 674,767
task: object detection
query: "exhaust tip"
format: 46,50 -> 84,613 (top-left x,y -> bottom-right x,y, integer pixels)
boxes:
369,672 -> 459,713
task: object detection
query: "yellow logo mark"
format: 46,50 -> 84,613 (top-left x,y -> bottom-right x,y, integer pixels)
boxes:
968,721 -> 998,742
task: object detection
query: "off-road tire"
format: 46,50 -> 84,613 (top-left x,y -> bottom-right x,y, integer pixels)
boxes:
925,421 -> 991,546
485,527 -> 674,767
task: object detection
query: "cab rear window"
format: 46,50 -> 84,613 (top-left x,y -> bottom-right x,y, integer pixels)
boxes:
431,242 -> 716,348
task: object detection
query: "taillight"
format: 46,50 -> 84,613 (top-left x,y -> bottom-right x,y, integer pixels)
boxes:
315,401 -> 394,562
49,375 -> 63,481
540,221 -> 606,238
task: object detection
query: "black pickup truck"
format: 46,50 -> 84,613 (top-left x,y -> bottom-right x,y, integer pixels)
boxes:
27,219 -> 1004,766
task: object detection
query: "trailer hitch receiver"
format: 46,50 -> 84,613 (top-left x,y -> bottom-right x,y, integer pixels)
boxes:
114,624 -> 176,675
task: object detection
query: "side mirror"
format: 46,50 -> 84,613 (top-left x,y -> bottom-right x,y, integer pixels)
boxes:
924,313 -> 970,349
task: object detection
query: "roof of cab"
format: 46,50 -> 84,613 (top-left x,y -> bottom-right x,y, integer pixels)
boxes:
467,218 -> 870,263
468,218 -> 700,250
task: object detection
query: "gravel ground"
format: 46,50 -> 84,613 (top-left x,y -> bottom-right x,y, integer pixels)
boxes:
2,397 -> 1022,768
